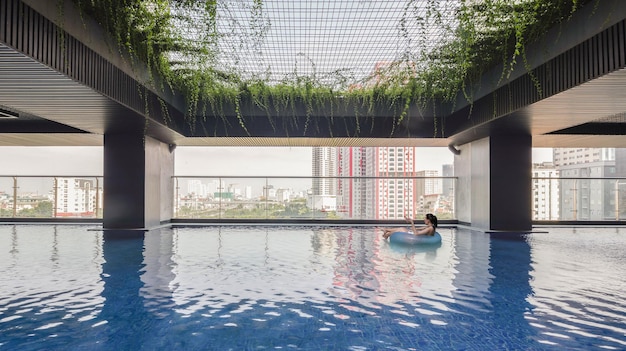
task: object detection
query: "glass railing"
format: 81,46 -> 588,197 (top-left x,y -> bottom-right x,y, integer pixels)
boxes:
0,176 -> 103,219
173,176 -> 457,221
3,175 -> 626,222
532,177 -> 626,221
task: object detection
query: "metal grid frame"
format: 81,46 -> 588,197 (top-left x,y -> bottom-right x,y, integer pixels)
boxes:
171,0 -> 460,88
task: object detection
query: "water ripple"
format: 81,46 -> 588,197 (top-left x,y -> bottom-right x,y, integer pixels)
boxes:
527,228 -> 626,350
1,225 -> 626,350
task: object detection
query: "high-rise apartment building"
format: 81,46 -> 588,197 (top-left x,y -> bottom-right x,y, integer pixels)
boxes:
415,170 -> 442,214
416,170 -> 441,197
333,147 -> 418,219
336,147 -> 370,218
372,147 -> 418,220
532,162 -> 560,220
442,164 -> 454,197
314,147 -> 451,219
615,149 -> 626,219
553,148 -> 615,167
310,147 -> 338,212
554,148 -> 617,220
312,147 -> 336,195
55,178 -> 102,217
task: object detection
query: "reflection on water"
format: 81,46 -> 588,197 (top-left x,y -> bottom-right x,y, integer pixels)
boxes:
0,225 -> 105,350
527,227 -> 626,349
1,224 -> 625,350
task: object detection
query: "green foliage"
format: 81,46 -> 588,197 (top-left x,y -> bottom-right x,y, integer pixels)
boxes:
69,0 -> 592,135
17,201 -> 54,218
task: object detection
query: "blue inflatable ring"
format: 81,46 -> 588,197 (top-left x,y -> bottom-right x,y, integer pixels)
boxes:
389,231 -> 442,245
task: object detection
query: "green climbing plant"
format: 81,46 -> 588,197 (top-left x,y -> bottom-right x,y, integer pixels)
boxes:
68,0 -> 593,137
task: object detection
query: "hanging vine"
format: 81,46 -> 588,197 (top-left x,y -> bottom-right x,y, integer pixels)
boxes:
68,0 -> 593,138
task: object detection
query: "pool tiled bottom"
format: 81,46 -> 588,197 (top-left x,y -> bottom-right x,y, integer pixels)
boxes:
1,225 -> 625,350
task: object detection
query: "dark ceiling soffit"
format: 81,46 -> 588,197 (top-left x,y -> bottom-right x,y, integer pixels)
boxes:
0,1 -> 188,140
0,107 -> 18,118
444,17 -> 626,144
10,0 -> 451,140
2,0 -> 624,144
195,96 -> 444,119
184,112 -> 445,139
548,122 -> 626,135
19,0 -> 187,113
448,0 -> 626,116
184,95 -> 451,138
0,119 -> 91,133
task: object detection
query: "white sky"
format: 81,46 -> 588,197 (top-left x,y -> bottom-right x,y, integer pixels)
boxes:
0,146 -> 553,176
0,147 -> 103,175
175,146 -> 458,176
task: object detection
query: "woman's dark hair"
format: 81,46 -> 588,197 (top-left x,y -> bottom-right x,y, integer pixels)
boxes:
425,213 -> 438,228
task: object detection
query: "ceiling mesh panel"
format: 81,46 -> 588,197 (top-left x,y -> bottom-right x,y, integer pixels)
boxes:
170,0 -> 460,88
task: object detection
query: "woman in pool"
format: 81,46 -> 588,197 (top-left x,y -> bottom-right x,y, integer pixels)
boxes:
381,213 -> 438,239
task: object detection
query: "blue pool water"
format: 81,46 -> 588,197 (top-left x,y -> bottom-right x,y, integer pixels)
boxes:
1,224 -> 625,350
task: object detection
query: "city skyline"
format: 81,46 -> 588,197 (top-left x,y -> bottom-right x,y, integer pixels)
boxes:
0,145 -> 555,196
3,146 -> 625,221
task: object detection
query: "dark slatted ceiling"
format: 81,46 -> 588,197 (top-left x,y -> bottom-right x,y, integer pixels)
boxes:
0,0 -> 625,147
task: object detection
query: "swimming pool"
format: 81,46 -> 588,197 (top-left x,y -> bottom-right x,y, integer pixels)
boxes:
1,224 -> 625,350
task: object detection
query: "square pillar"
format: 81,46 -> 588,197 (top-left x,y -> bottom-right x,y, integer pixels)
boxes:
455,135 -> 532,232
103,134 -> 174,229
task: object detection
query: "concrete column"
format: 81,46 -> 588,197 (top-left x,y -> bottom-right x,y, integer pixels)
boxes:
103,134 -> 174,229
455,135 -> 532,232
